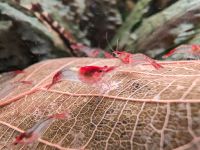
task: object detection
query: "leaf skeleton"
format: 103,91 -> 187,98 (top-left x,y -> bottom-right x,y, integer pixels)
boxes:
46,50 -> 164,90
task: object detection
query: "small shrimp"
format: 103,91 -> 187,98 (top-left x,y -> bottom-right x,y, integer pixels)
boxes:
12,70 -> 34,85
46,66 -> 119,94
0,70 -> 26,84
13,112 -> 70,145
13,70 -> 25,75
71,43 -> 114,58
162,44 -> 200,59
0,80 -> 33,100
113,51 -> 163,69
113,51 -> 132,64
46,68 -> 79,89
4,70 -> 25,79
79,66 -> 120,94
13,70 -> 33,84
91,49 -> 114,58
46,66 -> 117,89
78,66 -> 116,84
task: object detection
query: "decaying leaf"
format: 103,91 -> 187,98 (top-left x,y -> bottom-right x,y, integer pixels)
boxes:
0,58 -> 200,149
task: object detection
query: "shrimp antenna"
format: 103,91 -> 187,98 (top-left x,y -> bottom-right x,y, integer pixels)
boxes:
106,32 -> 114,52
116,38 -> 119,51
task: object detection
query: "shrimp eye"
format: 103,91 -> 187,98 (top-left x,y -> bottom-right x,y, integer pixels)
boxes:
97,70 -> 103,73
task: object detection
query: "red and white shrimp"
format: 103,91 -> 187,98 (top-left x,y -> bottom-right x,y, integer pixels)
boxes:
0,70 -> 33,99
78,65 -> 116,84
2,70 -> 25,79
47,65 -> 117,89
78,65 -> 120,94
113,51 -> 163,69
9,69 -> 33,83
71,43 -> 114,58
45,67 -> 80,89
13,112 -> 70,145
162,44 -> 200,59
46,65 -> 119,94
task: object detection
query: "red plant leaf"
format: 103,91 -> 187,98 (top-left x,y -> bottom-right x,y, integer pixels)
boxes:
0,58 -> 200,150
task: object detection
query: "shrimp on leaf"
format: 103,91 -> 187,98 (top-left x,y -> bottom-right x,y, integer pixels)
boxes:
46,68 -> 80,89
46,65 -> 117,88
162,44 -> 200,59
113,51 -> 163,69
13,112 -> 70,145
79,65 -> 120,94
46,65 -> 119,94
78,65 -> 116,84
71,43 -> 114,58
0,70 -> 33,99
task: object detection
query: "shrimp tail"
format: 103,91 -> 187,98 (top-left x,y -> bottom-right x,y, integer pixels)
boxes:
152,61 -> 164,69
162,49 -> 176,58
102,66 -> 117,72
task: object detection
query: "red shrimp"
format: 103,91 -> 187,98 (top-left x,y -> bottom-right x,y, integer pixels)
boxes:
13,70 -> 25,75
0,73 -> 33,99
113,51 -> 132,64
113,51 -> 163,69
13,112 -> 70,145
13,70 -> 33,84
71,43 -> 114,58
78,66 -> 116,84
46,65 -> 117,89
162,44 -> 200,59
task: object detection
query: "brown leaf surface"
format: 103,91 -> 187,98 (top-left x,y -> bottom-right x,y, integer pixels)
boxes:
0,58 -> 200,150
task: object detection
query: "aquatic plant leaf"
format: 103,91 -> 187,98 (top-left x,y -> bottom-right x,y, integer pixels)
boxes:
126,0 -> 200,58
0,2 -> 69,73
